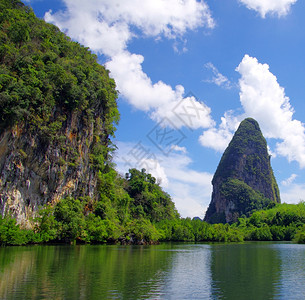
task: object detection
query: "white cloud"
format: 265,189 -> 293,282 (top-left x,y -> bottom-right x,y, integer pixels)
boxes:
239,0 -> 297,18
173,39 -> 188,54
150,93 -> 215,129
171,145 -> 187,154
169,183 -> 209,219
141,158 -> 169,187
267,145 -> 277,158
199,111 -> 240,152
199,55 -> 305,169
280,183 -> 305,204
157,152 -> 213,218
281,174 -> 298,186
45,0 -> 215,129
106,52 -> 180,111
114,141 -> 169,188
114,141 -> 213,218
236,55 -> 305,168
199,55 -> 305,168
204,62 -> 232,89
199,127 -> 232,152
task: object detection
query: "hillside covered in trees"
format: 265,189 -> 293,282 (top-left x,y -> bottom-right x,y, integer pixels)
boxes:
0,0 -> 178,244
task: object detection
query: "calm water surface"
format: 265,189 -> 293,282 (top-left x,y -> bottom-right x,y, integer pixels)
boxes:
0,242 -> 304,299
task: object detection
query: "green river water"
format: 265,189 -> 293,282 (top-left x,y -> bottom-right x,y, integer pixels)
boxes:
0,242 -> 304,299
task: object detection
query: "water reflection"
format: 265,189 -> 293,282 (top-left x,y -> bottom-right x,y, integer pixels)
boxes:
210,242 -> 281,299
0,245 -> 174,299
162,244 -> 212,299
273,243 -> 305,299
0,242 -> 305,299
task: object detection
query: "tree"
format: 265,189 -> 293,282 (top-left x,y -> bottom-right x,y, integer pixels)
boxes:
54,197 -> 86,244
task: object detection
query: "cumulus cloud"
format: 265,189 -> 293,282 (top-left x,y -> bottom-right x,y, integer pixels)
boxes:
236,55 -> 305,168
160,152 -> 212,217
114,141 -> 169,187
45,0 -> 215,129
106,52 -> 181,111
204,62 -> 232,89
281,174 -> 298,186
239,0 -> 297,18
280,183 -> 305,204
171,145 -> 187,154
114,141 -> 213,218
108,55 -> 214,130
199,111 -> 240,152
156,151 -> 213,218
150,92 -> 215,129
200,55 -> 305,169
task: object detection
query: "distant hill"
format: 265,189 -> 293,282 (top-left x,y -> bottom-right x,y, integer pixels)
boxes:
204,118 -> 280,224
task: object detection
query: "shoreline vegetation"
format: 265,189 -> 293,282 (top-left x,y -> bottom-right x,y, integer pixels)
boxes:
1,0 -> 305,247
1,193 -> 305,246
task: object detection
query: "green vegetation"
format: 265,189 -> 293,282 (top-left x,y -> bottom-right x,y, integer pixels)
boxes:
3,196 -> 305,246
0,0 -> 118,149
0,168 -> 179,245
221,178 -> 273,217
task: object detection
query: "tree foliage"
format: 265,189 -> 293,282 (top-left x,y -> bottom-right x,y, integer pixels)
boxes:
221,178 -> 272,217
0,0 -> 119,147
3,199 -> 305,245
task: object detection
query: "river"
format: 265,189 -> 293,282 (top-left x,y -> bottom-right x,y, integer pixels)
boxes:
0,242 -> 304,299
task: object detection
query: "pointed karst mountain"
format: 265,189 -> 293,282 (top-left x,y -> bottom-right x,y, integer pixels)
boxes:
204,118 -> 280,224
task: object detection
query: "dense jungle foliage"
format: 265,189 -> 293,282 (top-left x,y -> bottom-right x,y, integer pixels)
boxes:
2,199 -> 305,245
0,0 -> 118,143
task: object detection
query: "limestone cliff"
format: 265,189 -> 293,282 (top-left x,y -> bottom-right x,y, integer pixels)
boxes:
0,0 -> 119,226
0,111 -> 100,225
204,118 -> 280,224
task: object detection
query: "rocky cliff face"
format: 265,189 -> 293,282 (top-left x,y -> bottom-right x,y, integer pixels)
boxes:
0,1 -> 119,226
204,118 -> 280,224
0,109 -> 104,226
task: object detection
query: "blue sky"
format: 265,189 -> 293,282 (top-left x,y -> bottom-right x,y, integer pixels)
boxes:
26,0 -> 305,218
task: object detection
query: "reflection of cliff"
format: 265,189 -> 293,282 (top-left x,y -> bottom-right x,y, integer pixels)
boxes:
0,245 -> 173,299
210,243 -> 281,299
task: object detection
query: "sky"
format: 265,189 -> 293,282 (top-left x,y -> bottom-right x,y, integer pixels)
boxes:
26,0 -> 305,218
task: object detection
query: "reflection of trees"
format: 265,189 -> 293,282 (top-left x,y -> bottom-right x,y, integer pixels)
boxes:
163,244 -> 213,299
0,244 -> 173,299
0,247 -> 37,299
210,243 -> 281,299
